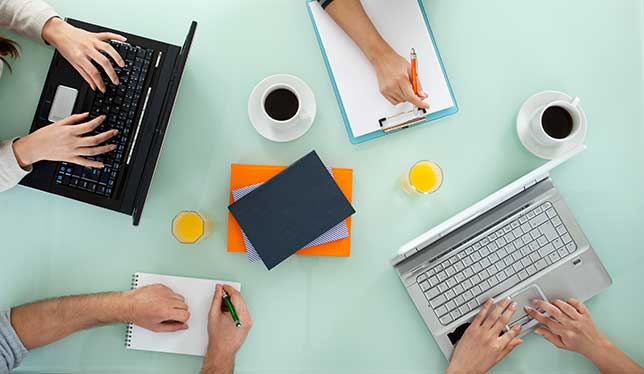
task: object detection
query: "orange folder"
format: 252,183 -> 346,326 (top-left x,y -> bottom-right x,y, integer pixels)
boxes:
227,164 -> 353,257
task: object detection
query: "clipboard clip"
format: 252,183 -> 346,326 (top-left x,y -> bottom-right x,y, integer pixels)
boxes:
379,108 -> 428,133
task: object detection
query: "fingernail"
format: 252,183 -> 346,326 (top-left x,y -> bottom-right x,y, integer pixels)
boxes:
534,330 -> 542,336
510,302 -> 517,310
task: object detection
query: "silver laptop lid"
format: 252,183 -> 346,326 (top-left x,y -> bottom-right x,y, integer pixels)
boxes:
391,145 -> 586,266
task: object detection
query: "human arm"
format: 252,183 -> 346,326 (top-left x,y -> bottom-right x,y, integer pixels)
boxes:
202,285 -> 253,374
10,284 -> 190,350
0,113 -> 119,192
11,112 -> 118,167
526,298 -> 644,374
0,0 -> 125,91
445,297 -> 523,374
322,0 -> 428,108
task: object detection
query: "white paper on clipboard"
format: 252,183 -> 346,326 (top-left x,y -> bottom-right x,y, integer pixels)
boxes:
309,0 -> 455,138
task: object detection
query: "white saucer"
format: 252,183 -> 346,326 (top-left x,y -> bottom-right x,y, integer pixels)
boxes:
248,74 -> 316,142
516,90 -> 587,159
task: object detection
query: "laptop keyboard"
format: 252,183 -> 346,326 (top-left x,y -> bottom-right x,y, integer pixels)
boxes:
55,40 -> 155,198
416,202 -> 578,326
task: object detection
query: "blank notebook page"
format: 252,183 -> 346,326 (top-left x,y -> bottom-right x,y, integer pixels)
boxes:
127,273 -> 241,357
309,0 -> 454,137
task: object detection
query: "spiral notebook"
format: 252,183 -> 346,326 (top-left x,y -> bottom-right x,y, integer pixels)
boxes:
126,272 -> 241,356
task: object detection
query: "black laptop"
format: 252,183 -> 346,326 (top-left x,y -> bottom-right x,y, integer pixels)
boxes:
20,19 -> 197,225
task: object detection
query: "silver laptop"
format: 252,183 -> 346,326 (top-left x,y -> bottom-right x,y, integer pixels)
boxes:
391,146 -> 611,359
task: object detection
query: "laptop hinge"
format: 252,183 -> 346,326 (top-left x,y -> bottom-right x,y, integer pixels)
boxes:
392,145 -> 586,265
396,176 -> 549,262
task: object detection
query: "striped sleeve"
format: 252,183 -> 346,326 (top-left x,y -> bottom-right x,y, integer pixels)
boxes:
318,0 -> 335,9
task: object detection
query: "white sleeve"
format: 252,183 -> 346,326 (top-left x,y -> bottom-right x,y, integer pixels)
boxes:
0,138 -> 31,192
0,0 -> 59,42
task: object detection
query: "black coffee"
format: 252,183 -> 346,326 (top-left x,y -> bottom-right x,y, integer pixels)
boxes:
264,88 -> 299,121
541,106 -> 573,139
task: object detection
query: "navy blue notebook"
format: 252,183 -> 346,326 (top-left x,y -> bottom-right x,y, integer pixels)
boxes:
228,151 -> 355,270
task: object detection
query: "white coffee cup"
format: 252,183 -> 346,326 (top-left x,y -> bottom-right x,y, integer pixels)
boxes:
529,97 -> 584,147
261,83 -> 310,129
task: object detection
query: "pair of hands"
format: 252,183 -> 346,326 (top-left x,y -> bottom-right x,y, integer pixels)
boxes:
122,283 -> 252,358
447,297 -> 607,374
13,18 -> 126,169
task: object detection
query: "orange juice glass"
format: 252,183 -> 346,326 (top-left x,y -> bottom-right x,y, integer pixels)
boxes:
172,211 -> 212,244
401,160 -> 443,195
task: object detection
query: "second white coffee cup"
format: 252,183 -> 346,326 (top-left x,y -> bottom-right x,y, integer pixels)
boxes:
529,97 -> 584,147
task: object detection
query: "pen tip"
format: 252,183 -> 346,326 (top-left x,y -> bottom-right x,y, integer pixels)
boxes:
411,48 -> 415,53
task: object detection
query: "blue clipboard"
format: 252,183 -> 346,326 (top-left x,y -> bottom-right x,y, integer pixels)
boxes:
306,0 -> 458,144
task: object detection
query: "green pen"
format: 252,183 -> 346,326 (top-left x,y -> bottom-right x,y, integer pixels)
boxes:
222,290 -> 241,328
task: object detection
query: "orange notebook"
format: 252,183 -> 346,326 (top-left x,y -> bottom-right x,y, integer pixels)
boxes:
227,164 -> 353,257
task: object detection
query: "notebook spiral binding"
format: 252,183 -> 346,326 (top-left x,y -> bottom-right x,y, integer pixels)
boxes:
125,273 -> 140,347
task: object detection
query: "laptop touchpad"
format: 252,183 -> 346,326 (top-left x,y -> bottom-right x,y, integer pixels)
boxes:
48,85 -> 78,123
506,284 -> 548,329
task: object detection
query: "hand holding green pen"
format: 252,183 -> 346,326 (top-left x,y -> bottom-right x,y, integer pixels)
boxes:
203,284 -> 252,374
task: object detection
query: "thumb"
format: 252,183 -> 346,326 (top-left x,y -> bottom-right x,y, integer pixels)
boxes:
498,338 -> 523,362
209,284 -> 224,317
416,79 -> 428,99
403,84 -> 429,109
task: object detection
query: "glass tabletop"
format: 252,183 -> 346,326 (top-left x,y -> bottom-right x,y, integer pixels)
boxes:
1,0 -> 642,373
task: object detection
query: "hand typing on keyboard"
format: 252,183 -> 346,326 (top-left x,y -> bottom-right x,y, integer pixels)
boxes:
446,298 -> 523,374
41,17 -> 126,93
525,299 -> 644,374
13,113 -> 117,169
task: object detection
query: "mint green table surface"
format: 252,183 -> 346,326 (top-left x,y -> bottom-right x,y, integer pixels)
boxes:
1,0 -> 642,373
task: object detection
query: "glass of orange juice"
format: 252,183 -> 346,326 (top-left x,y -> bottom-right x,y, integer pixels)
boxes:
172,211 -> 213,244
401,160 -> 443,195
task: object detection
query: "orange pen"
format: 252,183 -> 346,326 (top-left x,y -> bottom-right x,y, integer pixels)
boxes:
410,48 -> 419,96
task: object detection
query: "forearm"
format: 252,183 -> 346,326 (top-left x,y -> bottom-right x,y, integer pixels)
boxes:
202,349 -> 235,374
325,0 -> 394,64
10,292 -> 130,349
586,337 -> 644,374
